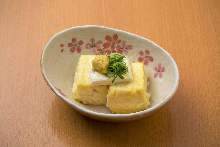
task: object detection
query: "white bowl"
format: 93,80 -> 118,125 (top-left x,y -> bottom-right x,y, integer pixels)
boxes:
41,25 -> 179,122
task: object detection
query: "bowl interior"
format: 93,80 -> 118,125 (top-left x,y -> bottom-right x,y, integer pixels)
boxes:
41,26 -> 178,115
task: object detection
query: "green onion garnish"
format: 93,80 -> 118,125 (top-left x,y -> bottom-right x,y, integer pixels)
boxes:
106,53 -> 128,83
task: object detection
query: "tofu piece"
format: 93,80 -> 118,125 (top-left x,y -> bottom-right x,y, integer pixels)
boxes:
72,55 -> 108,105
89,56 -> 133,85
107,62 -> 150,114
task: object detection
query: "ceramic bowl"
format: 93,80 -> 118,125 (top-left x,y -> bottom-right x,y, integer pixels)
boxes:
41,25 -> 179,122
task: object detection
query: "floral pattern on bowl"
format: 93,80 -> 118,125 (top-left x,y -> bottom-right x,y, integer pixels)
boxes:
41,25 -> 179,122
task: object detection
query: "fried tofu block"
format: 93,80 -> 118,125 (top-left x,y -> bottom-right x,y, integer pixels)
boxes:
107,62 -> 150,114
72,55 -> 108,105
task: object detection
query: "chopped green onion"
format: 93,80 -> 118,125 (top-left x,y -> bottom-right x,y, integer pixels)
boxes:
106,53 -> 128,83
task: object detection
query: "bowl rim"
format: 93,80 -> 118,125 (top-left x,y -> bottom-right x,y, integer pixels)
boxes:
41,25 -> 179,118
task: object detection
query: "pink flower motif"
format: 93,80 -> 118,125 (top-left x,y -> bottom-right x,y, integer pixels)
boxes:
116,41 -> 133,54
154,64 -> 165,78
103,34 -> 121,50
55,87 -> 66,97
137,49 -> 154,65
67,38 -> 84,53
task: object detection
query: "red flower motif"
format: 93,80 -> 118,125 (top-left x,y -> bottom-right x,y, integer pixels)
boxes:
67,38 -> 84,53
154,64 -> 165,78
85,38 -> 103,54
137,49 -> 154,65
116,41 -> 133,54
60,44 -> 64,47
85,38 -> 103,49
55,87 -> 66,97
103,34 -> 121,50
92,48 -> 105,55
106,50 -> 112,55
60,49 -> 64,53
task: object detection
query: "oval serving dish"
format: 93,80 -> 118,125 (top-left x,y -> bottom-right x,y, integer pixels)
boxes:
41,25 -> 179,122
